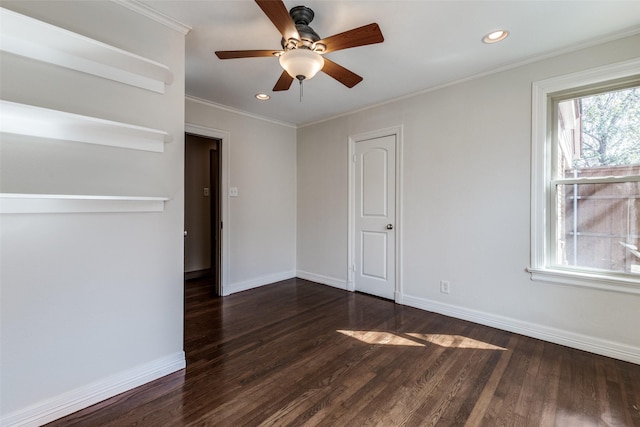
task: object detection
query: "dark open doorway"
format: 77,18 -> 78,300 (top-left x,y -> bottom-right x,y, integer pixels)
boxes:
184,133 -> 221,296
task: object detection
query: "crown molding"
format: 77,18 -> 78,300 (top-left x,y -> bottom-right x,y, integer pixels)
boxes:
186,95 -> 297,129
111,0 -> 192,35
299,26 -> 640,129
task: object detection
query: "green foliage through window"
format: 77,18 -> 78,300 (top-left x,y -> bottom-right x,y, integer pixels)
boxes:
574,86 -> 640,168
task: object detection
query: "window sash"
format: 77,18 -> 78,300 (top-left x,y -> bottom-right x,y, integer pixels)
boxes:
549,181 -> 639,275
530,58 -> 640,294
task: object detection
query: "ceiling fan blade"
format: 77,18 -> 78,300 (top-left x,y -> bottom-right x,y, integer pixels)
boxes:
215,50 -> 280,59
318,23 -> 384,54
273,70 -> 294,91
321,58 -> 363,88
255,0 -> 299,41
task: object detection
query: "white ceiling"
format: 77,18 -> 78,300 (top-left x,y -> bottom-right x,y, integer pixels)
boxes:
141,1 -> 640,126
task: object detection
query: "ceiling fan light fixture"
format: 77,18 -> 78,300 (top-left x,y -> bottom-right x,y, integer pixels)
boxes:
284,38 -> 299,50
312,42 -> 327,53
279,48 -> 325,80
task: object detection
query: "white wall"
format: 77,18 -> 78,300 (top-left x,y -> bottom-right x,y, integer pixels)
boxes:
185,99 -> 297,294
0,1 -> 186,424
297,121 -> 350,285
297,34 -> 640,363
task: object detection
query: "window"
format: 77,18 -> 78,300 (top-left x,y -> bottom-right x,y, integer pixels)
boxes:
530,59 -> 640,294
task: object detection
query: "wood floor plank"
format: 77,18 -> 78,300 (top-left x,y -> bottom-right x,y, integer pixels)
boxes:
45,278 -> 640,426
532,342 -> 563,427
435,329 -> 507,426
619,359 -> 640,426
463,333 -> 517,426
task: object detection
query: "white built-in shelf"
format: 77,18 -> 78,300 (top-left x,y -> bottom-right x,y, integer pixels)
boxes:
0,7 -> 173,93
0,100 -> 172,152
0,193 -> 170,214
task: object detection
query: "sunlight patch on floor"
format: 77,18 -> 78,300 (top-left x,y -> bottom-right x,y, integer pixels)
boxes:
337,330 -> 506,350
337,330 -> 423,346
406,333 -> 507,350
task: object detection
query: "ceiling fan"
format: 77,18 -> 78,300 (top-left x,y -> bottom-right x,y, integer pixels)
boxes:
215,0 -> 384,92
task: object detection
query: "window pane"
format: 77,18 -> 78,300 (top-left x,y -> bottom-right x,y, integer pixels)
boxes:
555,181 -> 640,274
557,86 -> 640,177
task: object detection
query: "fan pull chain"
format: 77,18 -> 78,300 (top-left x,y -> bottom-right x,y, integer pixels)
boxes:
299,79 -> 303,102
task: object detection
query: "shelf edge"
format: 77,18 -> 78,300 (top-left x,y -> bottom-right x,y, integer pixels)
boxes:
0,193 -> 170,214
0,100 -> 172,152
0,7 -> 173,93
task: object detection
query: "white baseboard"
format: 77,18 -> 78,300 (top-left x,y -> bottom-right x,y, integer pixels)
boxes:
223,270 -> 296,296
296,270 -> 348,291
1,352 -> 186,427
401,294 -> 640,365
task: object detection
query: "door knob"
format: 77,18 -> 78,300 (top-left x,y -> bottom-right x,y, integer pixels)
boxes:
386,224 -> 393,230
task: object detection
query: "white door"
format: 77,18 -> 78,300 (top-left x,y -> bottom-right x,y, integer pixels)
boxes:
354,134 -> 396,300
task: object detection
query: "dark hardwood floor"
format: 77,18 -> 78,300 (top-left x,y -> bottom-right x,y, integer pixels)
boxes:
48,278 -> 640,426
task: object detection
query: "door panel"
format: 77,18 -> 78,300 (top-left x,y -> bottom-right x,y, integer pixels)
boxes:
354,134 -> 396,300
362,149 -> 388,216
362,231 -> 387,279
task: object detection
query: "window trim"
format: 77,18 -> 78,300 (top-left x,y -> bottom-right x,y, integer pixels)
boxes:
529,58 -> 640,295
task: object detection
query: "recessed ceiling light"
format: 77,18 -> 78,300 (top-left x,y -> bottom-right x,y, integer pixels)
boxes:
482,30 -> 509,44
255,93 -> 270,101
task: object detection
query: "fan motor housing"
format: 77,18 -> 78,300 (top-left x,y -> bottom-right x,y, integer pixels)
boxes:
281,6 -> 321,49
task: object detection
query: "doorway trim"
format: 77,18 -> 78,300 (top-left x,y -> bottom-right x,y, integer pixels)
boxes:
185,123 -> 230,295
348,125 -> 404,302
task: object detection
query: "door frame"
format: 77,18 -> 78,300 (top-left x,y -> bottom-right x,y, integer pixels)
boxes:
185,123 -> 230,296
348,125 -> 403,302
209,147 -> 221,295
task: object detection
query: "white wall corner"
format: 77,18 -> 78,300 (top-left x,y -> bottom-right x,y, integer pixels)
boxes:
0,352 -> 185,427
223,271 -> 296,296
401,294 -> 640,365
296,271 -> 349,291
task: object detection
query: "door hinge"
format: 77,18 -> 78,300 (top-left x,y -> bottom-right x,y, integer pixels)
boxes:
352,263 -> 356,272
353,155 -> 357,163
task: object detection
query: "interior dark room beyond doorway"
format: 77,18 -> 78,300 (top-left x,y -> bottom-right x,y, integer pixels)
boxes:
184,133 -> 221,296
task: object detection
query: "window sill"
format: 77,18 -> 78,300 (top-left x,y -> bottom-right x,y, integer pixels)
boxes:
527,267 -> 640,295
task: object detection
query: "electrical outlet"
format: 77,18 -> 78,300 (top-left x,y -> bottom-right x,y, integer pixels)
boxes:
440,280 -> 450,294
203,187 -> 209,197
